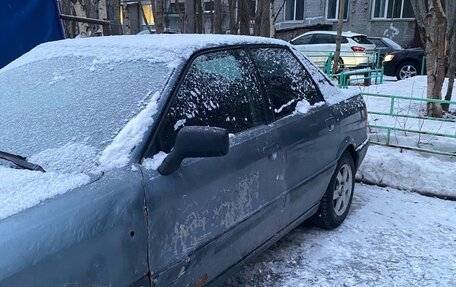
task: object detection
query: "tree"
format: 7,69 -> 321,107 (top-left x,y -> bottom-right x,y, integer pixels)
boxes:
228,0 -> 238,34
213,0 -> 223,34
184,0 -> 196,33
151,0 -> 165,33
195,0 -> 204,33
332,0 -> 346,75
410,0 -> 448,117
254,0 -> 271,37
238,0 -> 250,35
443,1 -> 455,112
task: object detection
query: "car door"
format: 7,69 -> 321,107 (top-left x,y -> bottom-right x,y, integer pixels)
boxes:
249,47 -> 340,227
140,48 -> 286,286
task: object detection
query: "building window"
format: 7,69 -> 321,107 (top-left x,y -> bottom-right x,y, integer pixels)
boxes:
326,0 -> 348,20
285,0 -> 305,21
372,0 -> 414,19
169,0 -> 185,14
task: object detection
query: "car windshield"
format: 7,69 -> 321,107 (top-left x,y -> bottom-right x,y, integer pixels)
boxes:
382,37 -> 403,50
0,55 -> 171,171
350,36 -> 372,45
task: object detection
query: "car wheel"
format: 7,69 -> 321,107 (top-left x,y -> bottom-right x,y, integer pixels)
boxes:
311,152 -> 355,229
396,61 -> 419,80
327,57 -> 344,74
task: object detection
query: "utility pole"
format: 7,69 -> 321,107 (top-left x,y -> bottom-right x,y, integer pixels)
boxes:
332,0 -> 345,75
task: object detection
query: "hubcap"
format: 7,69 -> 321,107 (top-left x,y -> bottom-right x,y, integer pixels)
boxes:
399,65 -> 417,79
333,164 -> 353,216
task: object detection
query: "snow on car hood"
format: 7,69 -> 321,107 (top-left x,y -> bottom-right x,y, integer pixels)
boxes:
0,167 -> 91,221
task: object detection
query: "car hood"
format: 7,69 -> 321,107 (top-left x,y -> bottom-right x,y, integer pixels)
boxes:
0,166 -> 95,221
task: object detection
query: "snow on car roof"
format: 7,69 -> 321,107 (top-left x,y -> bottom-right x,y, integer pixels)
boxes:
2,34 -> 287,72
303,30 -> 367,37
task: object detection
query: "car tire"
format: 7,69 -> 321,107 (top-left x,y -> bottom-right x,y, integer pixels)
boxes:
396,61 -> 419,80
327,57 -> 344,74
311,152 -> 355,230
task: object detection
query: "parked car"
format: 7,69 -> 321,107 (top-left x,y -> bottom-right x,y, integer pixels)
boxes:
367,36 -> 402,61
290,31 -> 377,70
0,35 -> 369,286
383,48 -> 425,80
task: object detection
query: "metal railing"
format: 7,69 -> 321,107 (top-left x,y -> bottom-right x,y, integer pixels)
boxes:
303,51 -> 384,86
362,92 -> 456,157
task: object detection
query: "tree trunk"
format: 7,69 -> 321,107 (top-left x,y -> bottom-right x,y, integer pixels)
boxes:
98,0 -> 108,35
259,0 -> 270,37
238,0 -> 250,35
410,0 -> 448,117
196,0 -> 203,33
228,0 -> 237,34
184,0 -> 196,33
71,0 -> 91,37
254,0 -> 262,36
425,0 -> 447,117
121,2 -> 132,35
152,0 -> 165,33
109,0 -> 122,35
332,0 -> 345,74
442,0 -> 455,112
214,0 -> 223,34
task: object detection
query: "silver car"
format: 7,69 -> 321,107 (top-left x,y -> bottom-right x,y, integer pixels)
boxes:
0,35 -> 368,286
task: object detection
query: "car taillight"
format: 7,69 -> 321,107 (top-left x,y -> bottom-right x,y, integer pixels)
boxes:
351,46 -> 365,52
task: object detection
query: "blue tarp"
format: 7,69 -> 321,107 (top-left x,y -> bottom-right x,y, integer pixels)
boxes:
0,0 -> 64,69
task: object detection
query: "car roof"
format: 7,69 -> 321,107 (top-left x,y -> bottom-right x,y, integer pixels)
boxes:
2,34 -> 287,72
303,30 -> 367,38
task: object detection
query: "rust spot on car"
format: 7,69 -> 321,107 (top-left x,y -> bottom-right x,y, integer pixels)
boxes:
193,273 -> 208,287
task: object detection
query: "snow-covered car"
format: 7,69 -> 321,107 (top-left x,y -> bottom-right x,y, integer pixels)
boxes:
0,35 -> 369,286
290,31 -> 377,70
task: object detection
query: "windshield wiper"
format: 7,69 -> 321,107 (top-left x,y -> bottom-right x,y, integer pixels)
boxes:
0,150 -> 46,172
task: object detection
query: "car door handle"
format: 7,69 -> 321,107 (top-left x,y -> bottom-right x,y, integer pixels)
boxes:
325,117 -> 335,132
263,143 -> 280,160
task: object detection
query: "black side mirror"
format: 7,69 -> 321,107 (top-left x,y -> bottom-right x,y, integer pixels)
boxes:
158,126 -> 229,175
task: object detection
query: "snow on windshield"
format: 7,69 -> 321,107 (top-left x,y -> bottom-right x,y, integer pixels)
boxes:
0,55 -> 172,173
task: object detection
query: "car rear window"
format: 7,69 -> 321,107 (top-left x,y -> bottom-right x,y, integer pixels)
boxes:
351,36 -> 372,45
369,38 -> 388,48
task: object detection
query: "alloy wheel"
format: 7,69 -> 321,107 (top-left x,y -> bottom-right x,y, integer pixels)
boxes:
399,65 -> 417,79
333,164 -> 353,216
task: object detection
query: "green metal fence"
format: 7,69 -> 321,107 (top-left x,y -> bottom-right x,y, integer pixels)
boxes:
303,51 -> 384,87
362,92 -> 456,156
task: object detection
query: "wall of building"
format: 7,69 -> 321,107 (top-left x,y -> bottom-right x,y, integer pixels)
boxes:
274,0 -> 418,48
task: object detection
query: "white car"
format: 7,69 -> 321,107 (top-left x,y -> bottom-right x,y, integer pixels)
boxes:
290,31 -> 377,70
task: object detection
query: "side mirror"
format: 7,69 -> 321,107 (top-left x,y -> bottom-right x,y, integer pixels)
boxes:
158,126 -> 229,175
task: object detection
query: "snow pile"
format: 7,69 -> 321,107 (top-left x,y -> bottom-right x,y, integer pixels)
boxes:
0,167 -> 91,221
142,151 -> 168,170
228,184 -> 456,286
356,145 -> 456,198
98,92 -> 161,170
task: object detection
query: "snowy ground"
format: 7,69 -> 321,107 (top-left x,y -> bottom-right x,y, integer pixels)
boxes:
351,76 -> 456,155
225,184 -> 456,287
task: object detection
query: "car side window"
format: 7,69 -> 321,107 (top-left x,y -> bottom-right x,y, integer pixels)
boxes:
312,34 -> 335,44
291,34 -> 312,45
157,49 -> 266,153
250,47 -> 323,118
